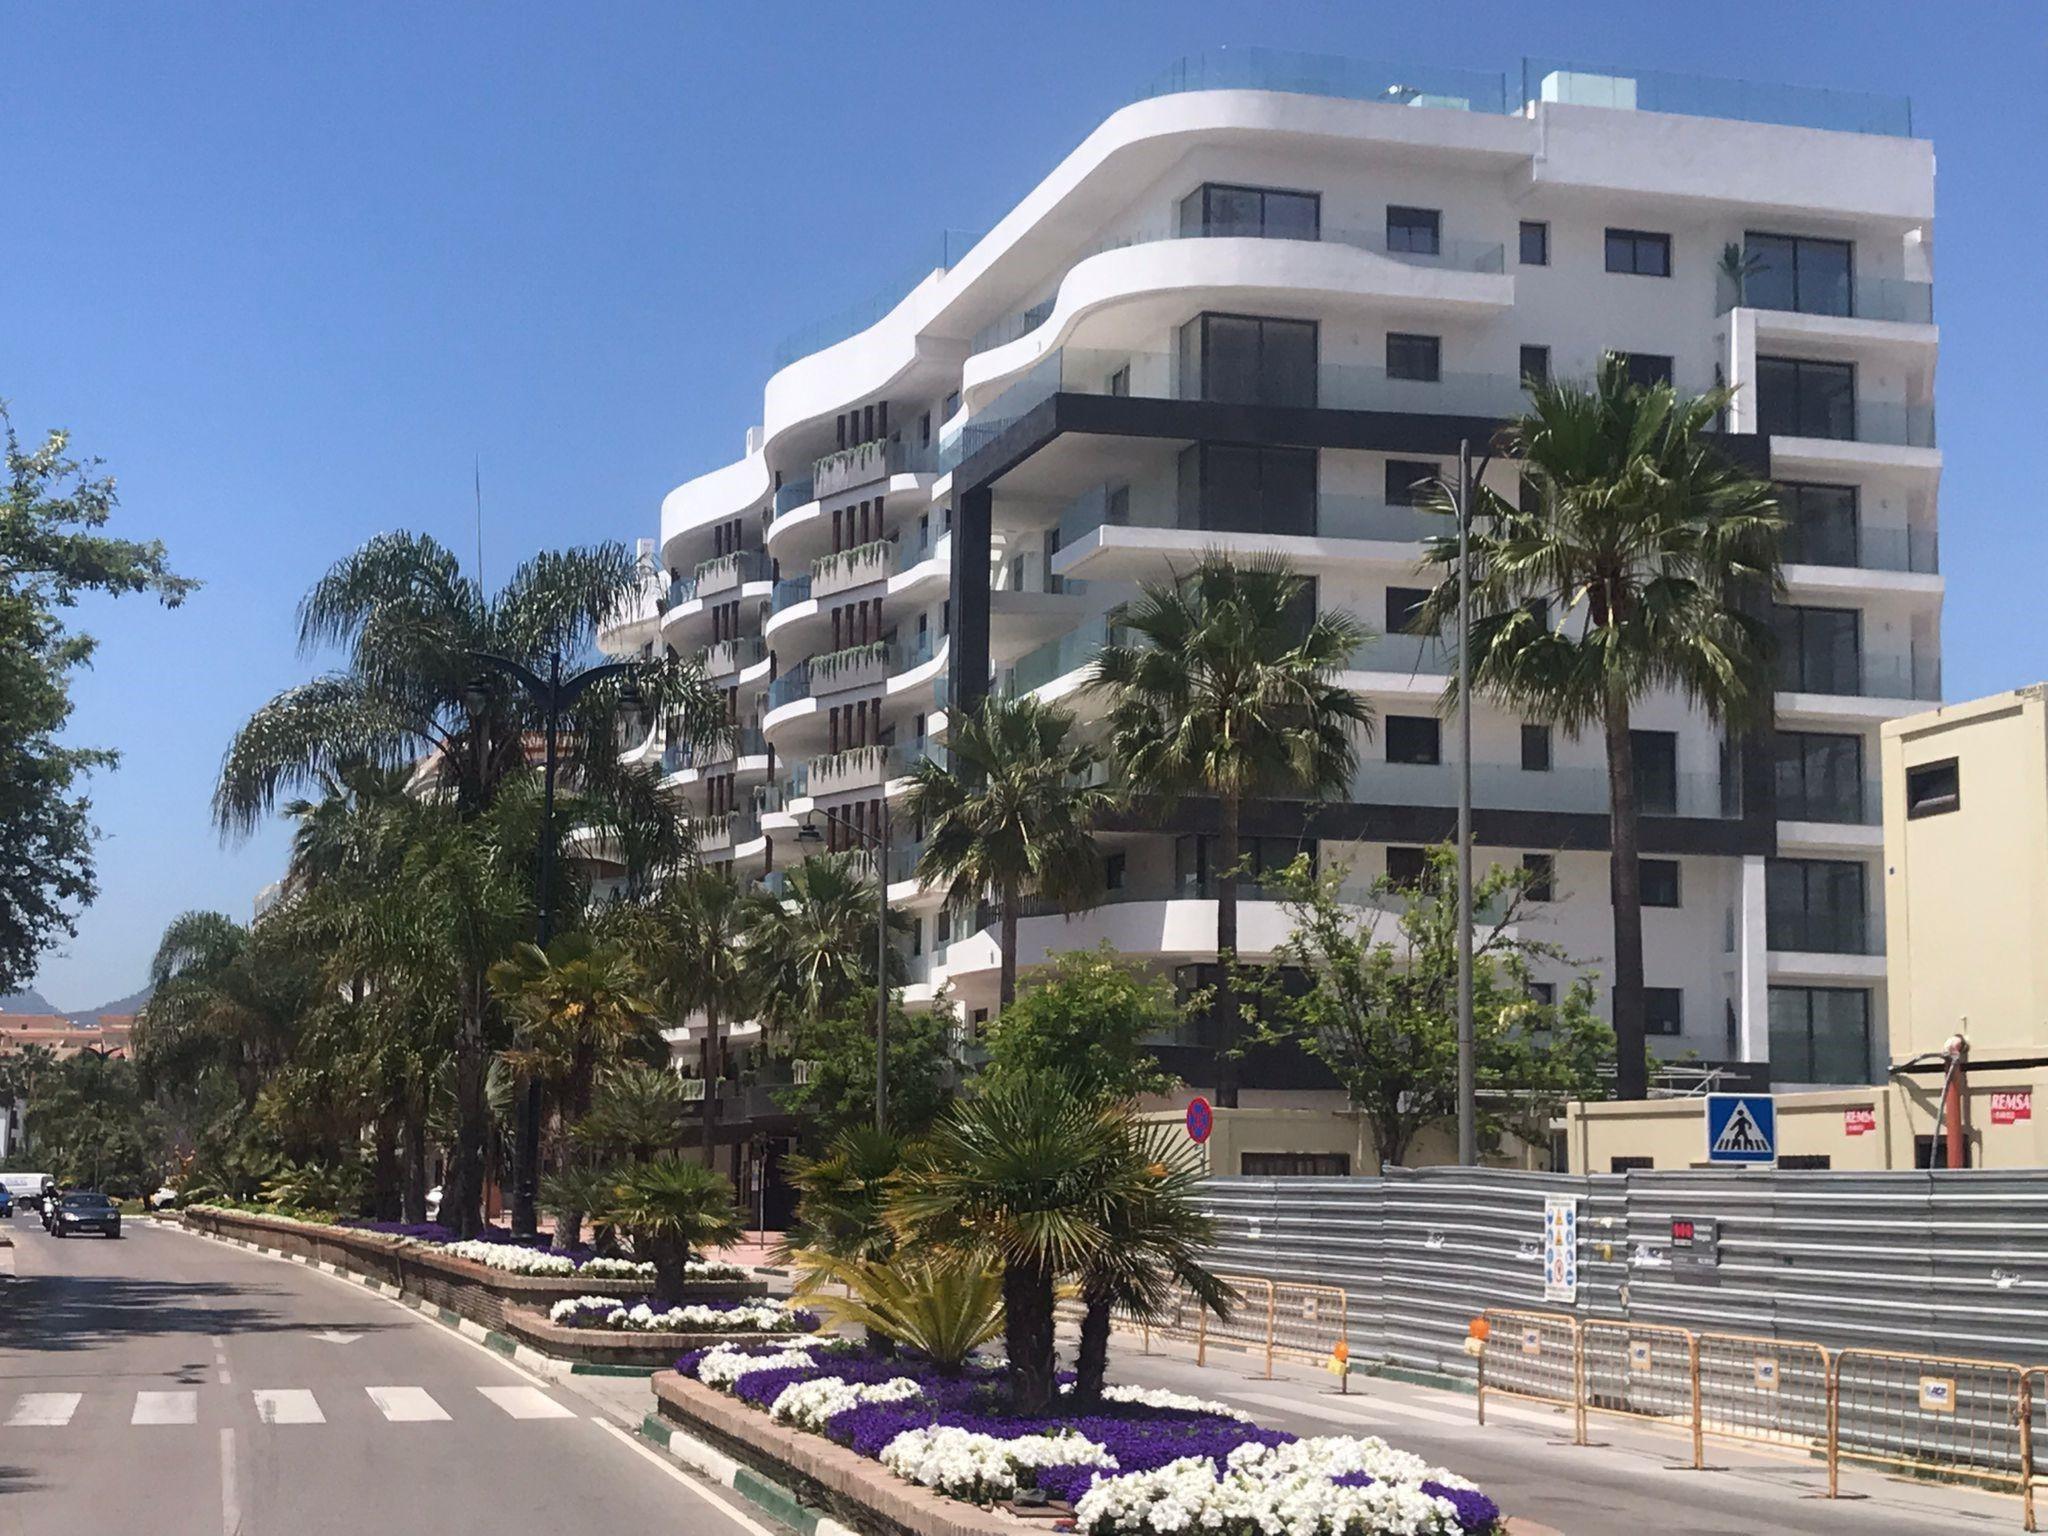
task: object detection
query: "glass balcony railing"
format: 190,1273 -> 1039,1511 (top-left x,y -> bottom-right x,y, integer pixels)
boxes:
1006,615 -> 1124,697
693,548 -> 772,591
1055,484 -> 1449,550
1716,271 -> 1933,324
1520,57 -> 1912,137
1347,633 -> 1455,678
770,574 -> 813,613
703,636 -> 768,677
1136,48 -> 1510,114
772,477 -> 816,519
661,727 -> 768,775
812,438 -> 943,499
767,663 -> 812,710
895,528 -> 946,574
768,229 -> 982,371
667,574 -> 697,608
1759,397 -> 1937,448
968,224 -> 1506,356
1777,650 -> 1941,702
1782,525 -> 1938,575
1777,779 -> 1883,826
1357,761 -> 1739,820
950,347 -> 1530,470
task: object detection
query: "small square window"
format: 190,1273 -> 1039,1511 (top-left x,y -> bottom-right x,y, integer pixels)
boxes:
1386,206 -> 1441,256
1386,333 -> 1441,383
1618,351 -> 1675,389
1644,987 -> 1683,1036
1386,846 -> 1428,889
1605,228 -> 1672,277
1522,853 -> 1555,902
1385,715 -> 1441,766
1384,585 -> 1431,635
1906,758 -> 1959,819
1640,858 -> 1682,909
1521,724 -> 1552,771
1519,345 -> 1551,386
1610,1154 -> 1655,1173
1528,981 -> 1558,1008
1384,459 -> 1438,507
1519,220 -> 1549,266
1104,852 -> 1127,891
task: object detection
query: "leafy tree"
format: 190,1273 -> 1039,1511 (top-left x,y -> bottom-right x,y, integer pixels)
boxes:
0,405 -> 194,990
1258,846 -> 1614,1167
903,693 -> 1114,1010
213,530 -> 724,1235
774,988 -> 953,1148
28,1052 -> 167,1195
982,946 -> 1179,1102
1417,355 -> 1780,1098
1090,555 -> 1372,1107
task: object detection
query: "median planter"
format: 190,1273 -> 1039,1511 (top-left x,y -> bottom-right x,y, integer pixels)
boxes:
181,1206 -> 765,1336
504,1307 -> 810,1369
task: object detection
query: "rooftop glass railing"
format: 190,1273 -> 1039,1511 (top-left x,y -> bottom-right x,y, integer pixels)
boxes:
1136,47 -> 1510,114
1521,57 -> 1912,138
768,230 -> 982,370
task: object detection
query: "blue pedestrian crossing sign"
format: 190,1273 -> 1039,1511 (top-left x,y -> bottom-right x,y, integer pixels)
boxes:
1705,1094 -> 1777,1166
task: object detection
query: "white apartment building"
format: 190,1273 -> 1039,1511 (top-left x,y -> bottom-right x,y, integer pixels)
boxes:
601,49 -> 1939,1122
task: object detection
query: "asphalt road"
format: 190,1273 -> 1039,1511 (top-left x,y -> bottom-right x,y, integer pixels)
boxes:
0,1212 -> 767,1536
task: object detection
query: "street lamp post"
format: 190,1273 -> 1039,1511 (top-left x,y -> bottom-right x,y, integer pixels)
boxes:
468,649 -> 641,1238
795,801 -> 892,1132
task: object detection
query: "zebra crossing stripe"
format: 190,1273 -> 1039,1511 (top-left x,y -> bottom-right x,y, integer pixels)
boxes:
252,1389 -> 325,1424
366,1386 -> 448,1422
132,1390 -> 198,1425
6,1393 -> 81,1427
478,1385 -> 574,1420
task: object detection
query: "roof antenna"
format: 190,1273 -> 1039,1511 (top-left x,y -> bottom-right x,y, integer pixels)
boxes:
473,455 -> 486,590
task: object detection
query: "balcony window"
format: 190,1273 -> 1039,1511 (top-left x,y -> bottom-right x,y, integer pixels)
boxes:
1178,183 -> 1321,241
1519,221 -> 1549,267
1384,459 -> 1439,507
1757,356 -> 1856,440
1180,313 -> 1318,408
1519,345 -> 1551,386
1775,605 -> 1861,694
1174,835 -> 1314,897
1769,986 -> 1871,1082
1521,724 -> 1552,772
1522,853 -> 1555,902
1775,731 -> 1866,823
1639,858 -> 1681,909
1632,730 -> 1678,814
1385,205 -> 1441,256
1385,332 -> 1441,383
1780,482 -> 1860,566
1767,857 -> 1868,953
1605,228 -> 1672,277
1177,443 -> 1316,536
1744,233 -> 1853,317
1384,585 -> 1431,636
1385,715 -> 1441,766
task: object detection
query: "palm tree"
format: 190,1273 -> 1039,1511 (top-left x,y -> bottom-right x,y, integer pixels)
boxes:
1417,353 -> 1781,1098
779,1126 -> 903,1263
214,532 -> 725,1236
138,912 -> 321,1110
629,866 -> 756,1176
891,1072 -> 1127,1412
597,1156 -> 743,1303
1089,555 -> 1373,1107
903,694 -> 1115,1011
748,853 -> 908,1033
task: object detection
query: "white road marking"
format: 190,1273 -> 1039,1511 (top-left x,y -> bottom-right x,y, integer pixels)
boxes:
478,1385 -> 575,1420
220,1428 -> 240,1536
367,1385 -> 448,1422
252,1389 -> 325,1424
133,1390 -> 199,1425
315,1329 -> 361,1344
591,1419 -> 781,1536
6,1392 -> 81,1427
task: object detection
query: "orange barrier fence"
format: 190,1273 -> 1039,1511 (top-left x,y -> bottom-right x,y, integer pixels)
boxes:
1476,1309 -> 1584,1442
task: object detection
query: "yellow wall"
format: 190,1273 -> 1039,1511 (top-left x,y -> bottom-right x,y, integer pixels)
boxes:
1883,686 -> 2048,1062
1139,1106 -> 1547,1176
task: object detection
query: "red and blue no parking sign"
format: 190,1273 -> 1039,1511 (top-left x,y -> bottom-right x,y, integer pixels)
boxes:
1186,1096 -> 1213,1144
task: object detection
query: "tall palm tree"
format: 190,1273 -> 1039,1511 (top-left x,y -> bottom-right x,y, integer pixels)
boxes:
214,532 -> 724,1235
748,854 -> 909,1034
629,866 -> 756,1176
138,912 -> 322,1111
1088,555 -> 1372,1107
1417,353 -> 1781,1099
491,934 -> 657,1129
903,694 -> 1115,1011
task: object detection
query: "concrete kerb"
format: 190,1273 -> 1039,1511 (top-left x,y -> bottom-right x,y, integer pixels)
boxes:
634,1413 -> 859,1536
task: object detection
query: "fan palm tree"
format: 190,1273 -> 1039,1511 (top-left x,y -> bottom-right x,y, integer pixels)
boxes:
903,694 -> 1115,1011
629,866 -> 756,1175
596,1156 -> 743,1303
891,1072 -> 1128,1412
212,532 -> 725,1235
748,853 -> 909,1034
1416,354 -> 1782,1098
1088,555 -> 1372,1106
779,1125 -> 903,1263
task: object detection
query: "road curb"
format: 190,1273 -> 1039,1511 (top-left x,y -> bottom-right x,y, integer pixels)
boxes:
633,1412 -> 850,1536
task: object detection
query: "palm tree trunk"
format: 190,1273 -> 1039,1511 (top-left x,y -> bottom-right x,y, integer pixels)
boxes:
998,889 -> 1021,1012
1002,1256 -> 1057,1413
371,1113 -> 401,1220
1074,1271 -> 1114,1404
402,1106 -> 428,1225
1213,793 -> 1242,1110
1603,692 -> 1650,1100
444,973 -> 490,1238
700,1005 -> 721,1172
650,1235 -> 688,1306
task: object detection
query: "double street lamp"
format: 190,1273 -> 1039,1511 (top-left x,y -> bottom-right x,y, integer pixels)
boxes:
794,801 -> 894,1133
467,649 -> 642,1239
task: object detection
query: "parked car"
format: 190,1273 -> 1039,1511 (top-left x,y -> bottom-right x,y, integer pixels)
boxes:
52,1191 -> 121,1239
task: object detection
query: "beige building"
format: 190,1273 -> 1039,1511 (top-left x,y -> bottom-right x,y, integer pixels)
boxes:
1567,686 -> 2048,1172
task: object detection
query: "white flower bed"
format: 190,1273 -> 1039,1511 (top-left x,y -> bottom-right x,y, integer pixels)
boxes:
1077,1383 -> 1253,1422
771,1376 -> 926,1433
696,1345 -> 817,1389
546,1297 -> 799,1333
880,1426 -> 1117,1502
434,1240 -> 655,1279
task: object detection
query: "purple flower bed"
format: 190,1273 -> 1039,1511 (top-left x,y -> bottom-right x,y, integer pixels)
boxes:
674,1342 -> 1501,1535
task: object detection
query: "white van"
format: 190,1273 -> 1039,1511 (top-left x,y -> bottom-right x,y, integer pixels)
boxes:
0,1173 -> 56,1213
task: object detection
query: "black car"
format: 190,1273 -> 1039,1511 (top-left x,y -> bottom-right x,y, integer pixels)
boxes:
52,1191 -> 121,1239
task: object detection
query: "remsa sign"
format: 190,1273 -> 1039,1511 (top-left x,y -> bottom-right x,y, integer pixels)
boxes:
1991,1091 -> 2033,1126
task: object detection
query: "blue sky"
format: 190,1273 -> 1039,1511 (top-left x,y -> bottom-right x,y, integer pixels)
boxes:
8,1 -> 2044,1009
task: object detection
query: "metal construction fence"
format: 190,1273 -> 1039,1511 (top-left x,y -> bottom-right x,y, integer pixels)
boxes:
1186,1167 -> 2048,1528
